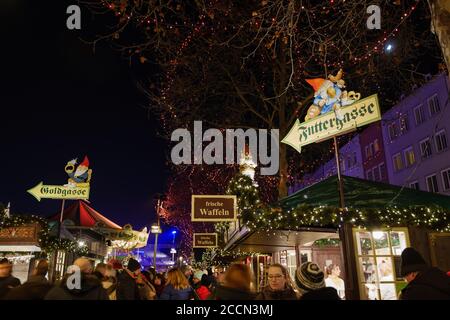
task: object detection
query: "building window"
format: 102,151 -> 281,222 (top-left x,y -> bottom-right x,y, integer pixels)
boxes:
409,181 -> 420,190
388,123 -> 398,141
392,153 -> 403,172
426,174 -> 439,193
374,139 -> 380,154
347,152 -> 357,169
420,138 -> 432,159
354,228 -> 409,300
435,130 -> 448,152
340,157 -> 345,171
400,116 -> 409,134
365,145 -> 373,160
441,168 -> 450,191
403,147 -> 415,167
414,105 -> 425,126
428,94 -> 440,116
379,163 -> 386,181
373,166 -> 380,181
367,169 -> 374,181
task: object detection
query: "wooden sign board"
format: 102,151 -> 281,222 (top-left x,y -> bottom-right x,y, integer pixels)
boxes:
0,224 -> 40,246
193,233 -> 218,248
191,195 -> 237,222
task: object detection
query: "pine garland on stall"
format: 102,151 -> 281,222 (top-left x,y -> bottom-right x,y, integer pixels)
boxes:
0,213 -> 89,255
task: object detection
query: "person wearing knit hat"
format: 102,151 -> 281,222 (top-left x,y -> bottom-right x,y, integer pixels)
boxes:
126,258 -> 141,273
399,247 -> 450,300
295,262 -> 340,300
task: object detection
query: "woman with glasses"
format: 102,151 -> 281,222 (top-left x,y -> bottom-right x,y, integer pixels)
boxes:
255,263 -> 299,300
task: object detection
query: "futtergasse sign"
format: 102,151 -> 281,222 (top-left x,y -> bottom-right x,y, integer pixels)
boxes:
193,233 -> 218,248
282,94 -> 381,153
191,195 -> 237,222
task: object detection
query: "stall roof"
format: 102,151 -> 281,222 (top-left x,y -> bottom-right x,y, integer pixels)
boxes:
280,175 -> 450,210
48,200 -> 122,229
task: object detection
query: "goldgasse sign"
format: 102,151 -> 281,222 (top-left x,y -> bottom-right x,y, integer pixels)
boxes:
282,94 -> 381,153
193,233 -> 218,248
191,195 -> 237,222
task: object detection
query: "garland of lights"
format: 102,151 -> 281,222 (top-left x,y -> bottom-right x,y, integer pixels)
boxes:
245,204 -> 450,233
0,213 -> 89,255
192,248 -> 262,269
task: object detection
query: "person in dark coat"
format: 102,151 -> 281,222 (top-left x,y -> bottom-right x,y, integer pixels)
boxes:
255,263 -> 299,300
399,247 -> 450,300
209,263 -> 256,300
295,262 -> 340,300
116,258 -> 141,300
44,258 -> 109,300
5,259 -> 52,300
152,273 -> 166,298
0,258 -> 21,299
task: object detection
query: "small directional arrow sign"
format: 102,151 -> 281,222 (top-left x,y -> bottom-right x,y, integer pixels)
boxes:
27,182 -> 90,202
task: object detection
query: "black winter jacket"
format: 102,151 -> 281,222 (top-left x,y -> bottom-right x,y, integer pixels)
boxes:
400,267 -> 450,300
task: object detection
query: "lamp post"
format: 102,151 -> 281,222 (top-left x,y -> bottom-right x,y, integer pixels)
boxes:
151,222 -> 161,270
170,248 -> 177,262
151,199 -> 162,270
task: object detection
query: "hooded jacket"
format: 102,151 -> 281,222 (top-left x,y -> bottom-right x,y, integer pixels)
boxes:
400,267 -> 450,300
44,274 -> 109,300
255,286 -> 299,300
5,275 -> 52,300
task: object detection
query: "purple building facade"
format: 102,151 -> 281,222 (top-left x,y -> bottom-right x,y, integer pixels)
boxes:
360,122 -> 389,183
288,134 -> 364,194
381,73 -> 450,195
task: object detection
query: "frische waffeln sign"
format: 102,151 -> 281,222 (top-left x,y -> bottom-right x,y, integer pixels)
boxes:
193,233 -> 218,248
191,195 -> 237,222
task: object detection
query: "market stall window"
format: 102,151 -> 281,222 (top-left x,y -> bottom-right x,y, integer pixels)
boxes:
353,228 -> 409,300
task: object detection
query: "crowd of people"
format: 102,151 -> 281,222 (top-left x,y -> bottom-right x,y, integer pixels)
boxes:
0,247 -> 449,300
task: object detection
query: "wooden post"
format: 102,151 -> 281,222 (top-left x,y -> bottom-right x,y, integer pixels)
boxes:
333,136 -> 359,300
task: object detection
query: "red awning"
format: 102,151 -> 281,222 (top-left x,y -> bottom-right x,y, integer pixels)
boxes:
49,200 -> 122,230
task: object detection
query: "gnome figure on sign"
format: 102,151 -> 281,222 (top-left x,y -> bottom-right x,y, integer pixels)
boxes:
304,69 -> 360,122
64,156 -> 92,187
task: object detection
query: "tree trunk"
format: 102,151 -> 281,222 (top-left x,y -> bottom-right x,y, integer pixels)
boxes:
429,0 -> 450,71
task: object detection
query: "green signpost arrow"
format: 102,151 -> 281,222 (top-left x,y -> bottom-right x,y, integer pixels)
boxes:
27,181 -> 90,202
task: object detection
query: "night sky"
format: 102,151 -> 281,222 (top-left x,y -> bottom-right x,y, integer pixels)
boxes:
0,1 -> 169,230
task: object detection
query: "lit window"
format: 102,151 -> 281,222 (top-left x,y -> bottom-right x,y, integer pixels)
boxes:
392,153 -> 403,172
354,228 -> 409,300
435,130 -> 448,152
403,147 -> 415,167
374,139 -> 380,153
426,174 -> 439,193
